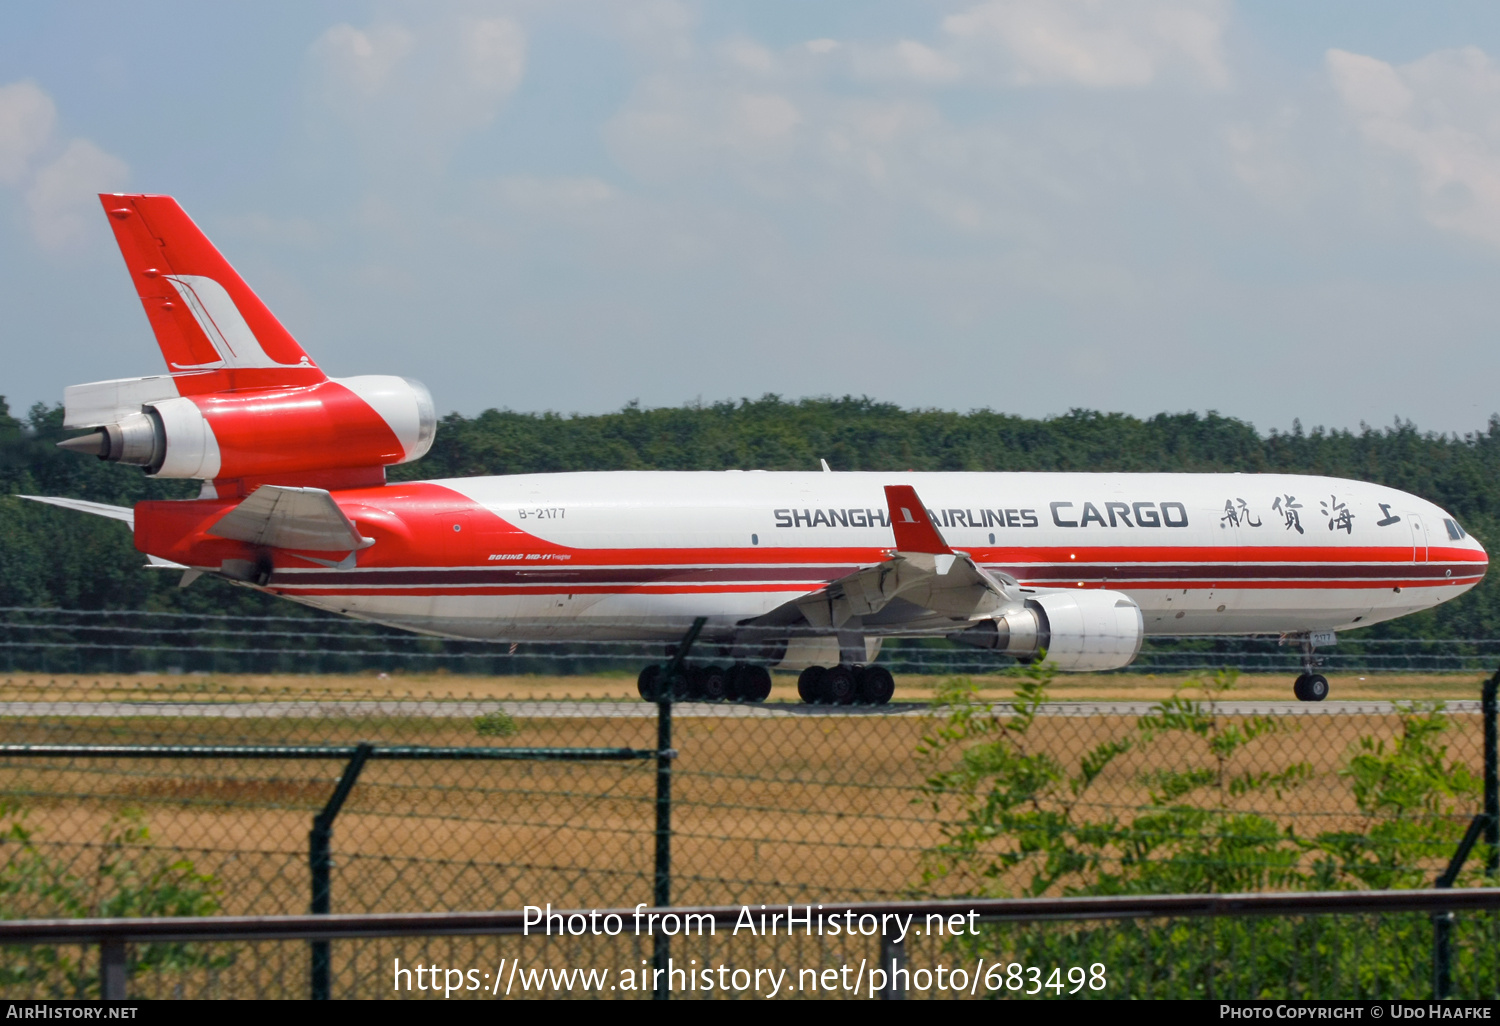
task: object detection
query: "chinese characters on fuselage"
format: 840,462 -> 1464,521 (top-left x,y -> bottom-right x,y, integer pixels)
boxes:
770,495 -> 1389,533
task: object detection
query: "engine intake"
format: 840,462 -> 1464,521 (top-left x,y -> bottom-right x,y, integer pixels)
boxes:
949,589 -> 1145,671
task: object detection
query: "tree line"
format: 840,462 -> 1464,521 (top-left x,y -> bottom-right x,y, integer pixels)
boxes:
3,394 -> 1498,639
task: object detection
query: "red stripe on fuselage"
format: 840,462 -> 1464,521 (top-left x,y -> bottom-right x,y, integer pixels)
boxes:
141,481 -> 1487,603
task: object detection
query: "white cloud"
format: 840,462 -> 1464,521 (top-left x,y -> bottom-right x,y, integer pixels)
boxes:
849,40 -> 964,85
0,79 -> 129,251
0,80 -> 55,185
307,16 -> 526,173
461,18 -> 526,95
1222,106 -> 1313,210
720,38 -> 775,75
607,80 -> 806,183
941,0 -> 1230,88
312,23 -> 415,100
26,139 -> 130,251
616,1 -> 697,64
1328,46 -> 1500,247
494,175 -> 616,213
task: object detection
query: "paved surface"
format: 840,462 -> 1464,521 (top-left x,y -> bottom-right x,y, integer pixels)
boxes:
0,700 -> 1479,719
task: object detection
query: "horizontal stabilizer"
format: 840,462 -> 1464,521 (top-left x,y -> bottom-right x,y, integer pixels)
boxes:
144,554 -> 189,568
207,485 -> 374,552
17,495 -> 135,528
63,375 -> 180,429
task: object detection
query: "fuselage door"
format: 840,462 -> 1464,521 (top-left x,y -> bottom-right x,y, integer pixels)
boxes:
1408,513 -> 1429,563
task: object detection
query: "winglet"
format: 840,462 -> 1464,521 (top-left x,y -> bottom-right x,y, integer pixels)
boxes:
884,485 -> 953,555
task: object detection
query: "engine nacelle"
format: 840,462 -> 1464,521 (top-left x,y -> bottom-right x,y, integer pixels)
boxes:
949,589 -> 1145,671
59,375 -> 435,482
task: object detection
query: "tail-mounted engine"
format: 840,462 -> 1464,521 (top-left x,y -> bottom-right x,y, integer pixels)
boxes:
949,589 -> 1145,671
58,375 -> 435,483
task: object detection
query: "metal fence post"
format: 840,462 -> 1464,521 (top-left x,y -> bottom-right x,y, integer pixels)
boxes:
653,689 -> 673,1001
653,617 -> 703,1001
1484,670 -> 1498,877
879,925 -> 906,999
1432,671 -> 1500,999
310,742 -> 373,1001
99,938 -> 126,1000
1433,910 -> 1454,999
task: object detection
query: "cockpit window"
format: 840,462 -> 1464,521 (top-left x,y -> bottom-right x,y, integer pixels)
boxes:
1444,518 -> 1468,541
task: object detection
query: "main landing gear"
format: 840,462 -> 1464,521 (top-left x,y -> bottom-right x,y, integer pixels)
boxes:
636,662 -> 773,703
796,664 -> 895,706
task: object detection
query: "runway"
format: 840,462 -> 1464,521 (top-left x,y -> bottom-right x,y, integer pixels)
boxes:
0,700 -> 1479,719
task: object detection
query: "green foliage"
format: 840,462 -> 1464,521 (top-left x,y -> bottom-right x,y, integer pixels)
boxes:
918,667 -> 1491,899
474,710 -> 519,737
918,666 -> 1319,897
917,671 -> 1498,996
959,914 -> 1459,999
0,802 -> 228,997
1312,704 -> 1481,890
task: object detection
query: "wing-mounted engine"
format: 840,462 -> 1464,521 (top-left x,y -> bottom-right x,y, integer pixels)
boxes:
948,589 -> 1145,671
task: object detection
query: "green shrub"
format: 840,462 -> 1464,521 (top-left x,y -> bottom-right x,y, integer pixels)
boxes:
474,710 -> 519,738
0,803 -> 228,997
915,668 -> 1495,997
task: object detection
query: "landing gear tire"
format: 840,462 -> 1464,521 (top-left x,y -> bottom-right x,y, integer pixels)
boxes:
797,665 -> 828,704
737,664 -> 772,703
856,665 -> 895,705
1293,673 -> 1329,702
637,665 -> 661,701
697,665 -> 729,702
824,665 -> 858,705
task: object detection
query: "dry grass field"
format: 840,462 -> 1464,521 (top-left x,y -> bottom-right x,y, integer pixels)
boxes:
1,670 -> 1492,997
2,668 -> 1490,703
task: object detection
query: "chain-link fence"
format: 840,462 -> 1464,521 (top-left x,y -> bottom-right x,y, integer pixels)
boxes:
4,607 -> 1500,675
2,655 -> 1498,998
8,896 -> 1500,1000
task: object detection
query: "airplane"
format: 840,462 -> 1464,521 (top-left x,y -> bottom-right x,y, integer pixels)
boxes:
23,194 -> 1489,704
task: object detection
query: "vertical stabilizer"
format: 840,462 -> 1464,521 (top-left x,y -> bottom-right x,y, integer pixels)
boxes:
98,194 -> 324,394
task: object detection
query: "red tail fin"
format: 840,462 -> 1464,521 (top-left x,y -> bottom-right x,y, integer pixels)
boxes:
99,194 -> 324,394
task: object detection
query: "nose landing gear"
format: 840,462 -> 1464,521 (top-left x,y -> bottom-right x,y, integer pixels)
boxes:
1292,673 -> 1329,702
1289,633 -> 1331,702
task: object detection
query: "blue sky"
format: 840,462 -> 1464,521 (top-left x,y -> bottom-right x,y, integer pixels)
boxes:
6,1 -> 1500,435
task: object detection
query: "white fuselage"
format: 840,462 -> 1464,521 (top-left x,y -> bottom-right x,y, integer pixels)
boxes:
262,471 -> 1488,645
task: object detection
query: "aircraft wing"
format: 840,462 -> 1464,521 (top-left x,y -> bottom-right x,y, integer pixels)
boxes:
207,485 -> 374,552
755,484 -> 1017,632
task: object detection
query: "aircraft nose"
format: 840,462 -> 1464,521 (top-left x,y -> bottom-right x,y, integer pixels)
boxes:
1440,510 -> 1488,578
